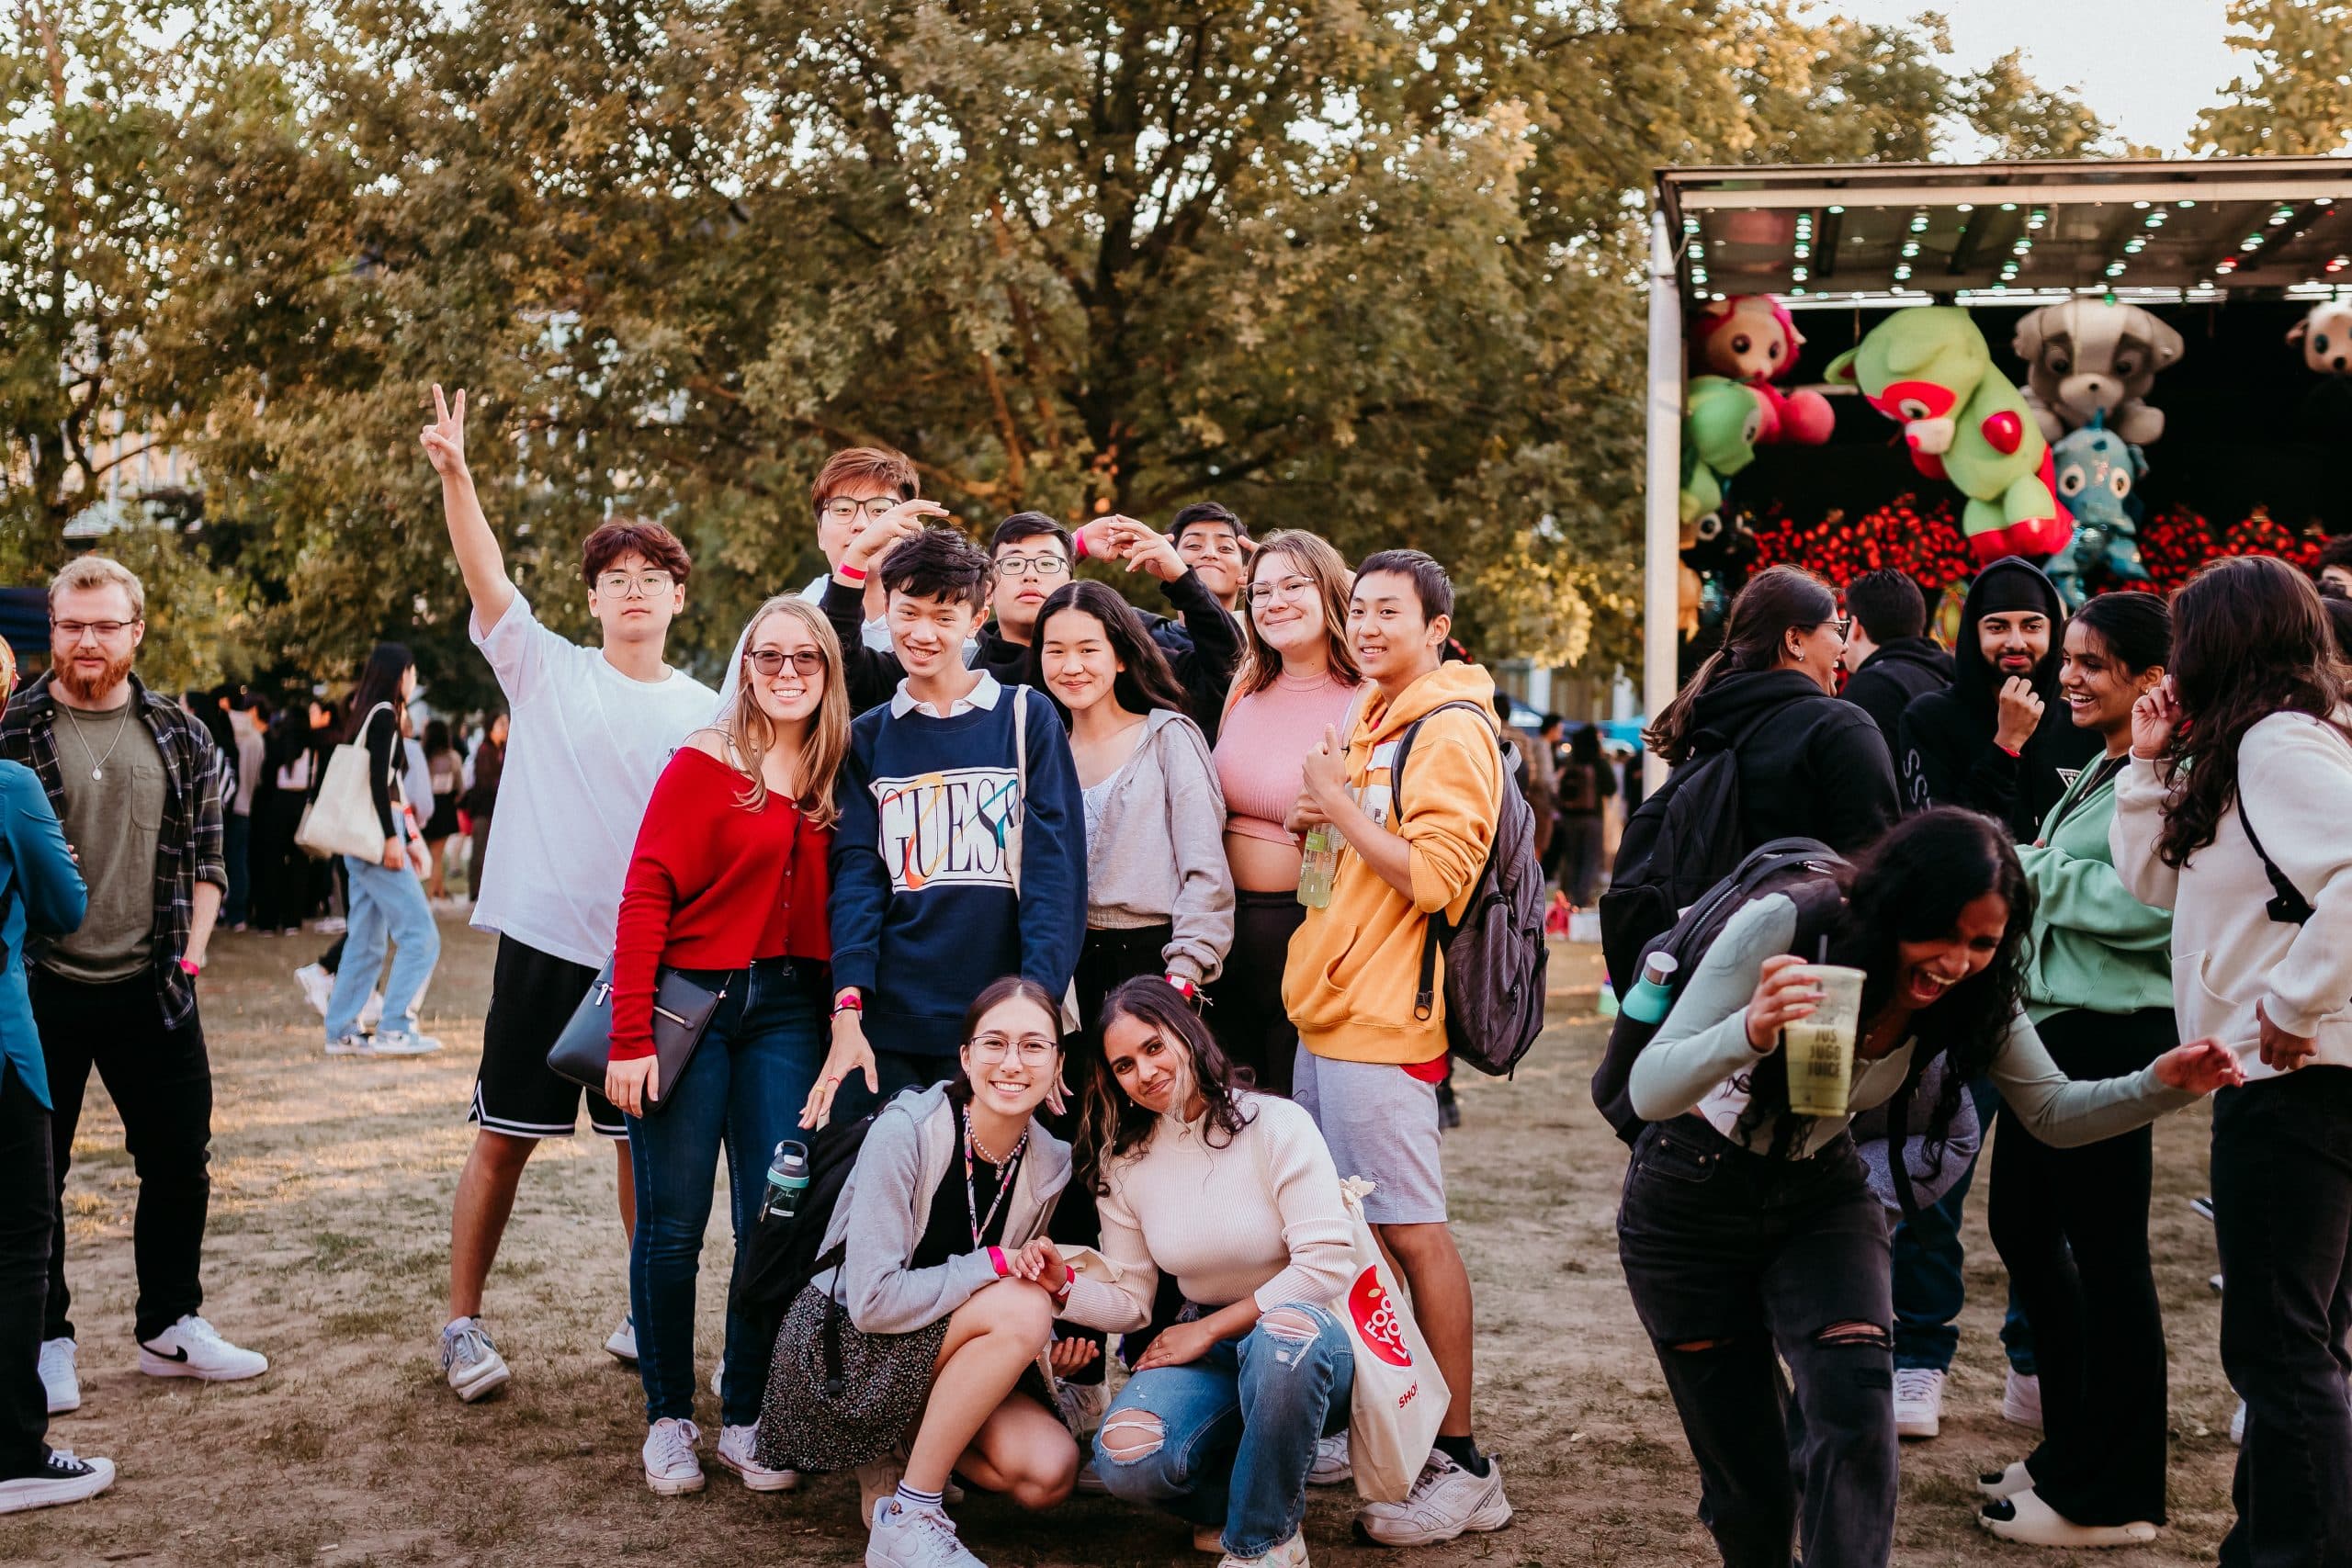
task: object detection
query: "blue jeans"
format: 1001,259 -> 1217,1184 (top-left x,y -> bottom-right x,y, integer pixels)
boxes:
1094,1302 -> 1354,1558
325,853 -> 440,1041
626,958 -> 827,1427
1891,1076 -> 2037,1374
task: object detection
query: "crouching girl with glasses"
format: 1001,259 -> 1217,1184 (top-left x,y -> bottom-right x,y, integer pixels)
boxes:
757,977 -> 1080,1568
1013,978 -> 1356,1568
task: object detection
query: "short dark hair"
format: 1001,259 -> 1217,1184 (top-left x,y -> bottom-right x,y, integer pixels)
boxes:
1540,712 -> 1565,735
880,526 -> 991,611
1844,569 -> 1926,644
2315,536 -> 2352,579
1170,502 -> 1243,547
582,519 -> 692,587
989,512 -> 1072,561
1355,548 -> 1453,624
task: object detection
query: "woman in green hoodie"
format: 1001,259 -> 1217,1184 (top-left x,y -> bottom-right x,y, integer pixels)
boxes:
1981,591 -> 2176,1550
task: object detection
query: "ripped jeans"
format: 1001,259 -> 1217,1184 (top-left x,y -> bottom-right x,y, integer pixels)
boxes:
1617,1117 -> 1899,1568
1093,1302 -> 1354,1558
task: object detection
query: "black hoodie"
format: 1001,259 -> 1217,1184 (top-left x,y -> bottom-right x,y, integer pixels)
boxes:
1895,558 -> 2099,840
1842,636 -> 1956,758
1685,667 -> 1901,854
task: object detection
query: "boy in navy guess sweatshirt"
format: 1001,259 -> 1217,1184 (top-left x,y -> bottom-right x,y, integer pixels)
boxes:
808,526 -> 1085,1124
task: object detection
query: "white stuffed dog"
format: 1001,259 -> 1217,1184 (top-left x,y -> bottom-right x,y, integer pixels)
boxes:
2012,299 -> 2186,445
2289,301 -> 2352,376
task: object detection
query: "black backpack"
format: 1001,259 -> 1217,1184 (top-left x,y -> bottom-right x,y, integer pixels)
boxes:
1589,838 -> 1849,1145
1598,705 -> 1780,987
1393,702 -> 1550,1077
728,1105 -> 883,1360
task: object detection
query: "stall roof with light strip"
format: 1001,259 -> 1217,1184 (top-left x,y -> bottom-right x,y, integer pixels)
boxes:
1637,156 -> 2352,776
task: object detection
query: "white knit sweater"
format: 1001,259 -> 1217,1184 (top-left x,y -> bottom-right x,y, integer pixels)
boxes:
2111,711 -> 2352,1078
1060,1091 -> 1355,1332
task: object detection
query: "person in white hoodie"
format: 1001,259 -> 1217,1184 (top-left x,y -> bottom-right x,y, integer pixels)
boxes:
2109,554 -> 2352,1568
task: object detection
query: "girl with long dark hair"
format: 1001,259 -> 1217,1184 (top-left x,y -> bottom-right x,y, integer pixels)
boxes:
603,595 -> 850,1496
1644,564 -> 1898,853
756,977 -> 1080,1567
1981,591 -> 2177,1547
1012,978 -> 1357,1568
322,644 -> 441,1058
1207,530 -> 1363,1095
2111,554 -> 2352,1568
1621,808 -> 2240,1568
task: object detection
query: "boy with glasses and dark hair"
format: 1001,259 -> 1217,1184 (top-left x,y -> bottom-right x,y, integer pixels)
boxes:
419,384 -> 718,1403
803,527 -> 1086,1128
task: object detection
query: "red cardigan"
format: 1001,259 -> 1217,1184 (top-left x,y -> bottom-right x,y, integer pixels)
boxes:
609,746 -> 832,1061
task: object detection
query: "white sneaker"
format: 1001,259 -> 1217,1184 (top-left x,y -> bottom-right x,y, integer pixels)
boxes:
867,1497 -> 985,1568
1219,1533 -> 1308,1568
325,1034 -> 374,1057
137,1314 -> 268,1382
0,1450 -> 115,1515
294,963 -> 334,1016
369,1031 -> 441,1056
1979,1487 -> 2156,1547
2002,1370 -> 2044,1430
441,1317 -> 509,1403
606,1315 -> 639,1363
715,1424 -> 797,1492
1355,1450 -> 1512,1546
1307,1431 -> 1352,1486
37,1338 -> 78,1415
642,1417 -> 705,1495
1894,1367 -> 1945,1439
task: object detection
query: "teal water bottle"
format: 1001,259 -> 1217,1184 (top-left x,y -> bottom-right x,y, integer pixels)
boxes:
758,1141 -> 810,1224
1621,953 -> 1679,1026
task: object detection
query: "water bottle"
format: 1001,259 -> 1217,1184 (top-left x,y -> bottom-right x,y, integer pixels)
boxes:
1296,826 -> 1337,908
1621,953 -> 1679,1026
759,1140 -> 810,1224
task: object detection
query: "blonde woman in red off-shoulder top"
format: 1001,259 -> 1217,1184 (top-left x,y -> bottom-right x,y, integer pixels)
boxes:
603,594 -> 848,1498
1207,530 -> 1362,1096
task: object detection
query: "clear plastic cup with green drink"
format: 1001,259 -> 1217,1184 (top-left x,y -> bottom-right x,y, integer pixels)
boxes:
1782,964 -> 1866,1118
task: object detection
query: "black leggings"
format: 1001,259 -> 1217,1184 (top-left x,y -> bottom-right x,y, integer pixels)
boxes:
1205,890 -> 1304,1098
1987,1006 -> 2174,1527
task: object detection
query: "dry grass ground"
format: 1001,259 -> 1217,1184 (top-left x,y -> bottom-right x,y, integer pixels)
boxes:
6,921 -> 2242,1566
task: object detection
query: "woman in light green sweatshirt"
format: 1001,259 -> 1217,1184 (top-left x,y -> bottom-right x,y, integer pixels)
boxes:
1981,592 -> 2176,1550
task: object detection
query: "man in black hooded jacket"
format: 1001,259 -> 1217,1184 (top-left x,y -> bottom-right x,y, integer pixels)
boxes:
1839,569 -> 1954,761
1896,558 -> 2098,841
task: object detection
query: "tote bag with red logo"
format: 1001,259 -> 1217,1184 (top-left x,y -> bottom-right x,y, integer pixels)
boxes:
1334,1176 -> 1449,1502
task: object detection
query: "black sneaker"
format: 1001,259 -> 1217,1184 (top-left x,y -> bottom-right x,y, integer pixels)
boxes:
0,1450 -> 116,1515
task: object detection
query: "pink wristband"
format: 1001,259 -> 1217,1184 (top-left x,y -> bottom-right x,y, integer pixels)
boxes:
835,561 -> 868,584
989,1246 -> 1010,1278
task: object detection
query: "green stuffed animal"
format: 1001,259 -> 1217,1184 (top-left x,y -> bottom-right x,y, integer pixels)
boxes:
1680,375 -> 1765,533
1825,307 -> 2071,565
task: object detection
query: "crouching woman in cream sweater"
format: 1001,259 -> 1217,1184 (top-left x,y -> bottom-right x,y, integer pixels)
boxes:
1012,978 -> 1355,1568
2109,555 -> 2352,1568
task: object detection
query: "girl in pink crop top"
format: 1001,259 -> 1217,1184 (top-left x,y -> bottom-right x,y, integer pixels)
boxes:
1214,670 -> 1361,844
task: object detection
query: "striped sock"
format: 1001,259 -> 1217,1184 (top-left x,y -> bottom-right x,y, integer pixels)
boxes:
895,1481 -> 945,1515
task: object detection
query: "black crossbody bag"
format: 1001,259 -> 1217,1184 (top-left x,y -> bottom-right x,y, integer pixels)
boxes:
545,961 -> 727,1115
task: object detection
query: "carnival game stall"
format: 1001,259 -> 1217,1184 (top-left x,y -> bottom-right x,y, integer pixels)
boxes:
1643,158 -> 2352,758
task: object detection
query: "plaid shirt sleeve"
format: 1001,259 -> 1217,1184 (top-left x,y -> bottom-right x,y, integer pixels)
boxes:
188,725 -> 229,892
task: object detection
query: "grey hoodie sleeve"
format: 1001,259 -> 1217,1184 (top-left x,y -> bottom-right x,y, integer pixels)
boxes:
839,1108 -> 1002,1336
1159,716 -> 1236,984
1627,896 -> 1798,1123
1988,1009 -> 2195,1149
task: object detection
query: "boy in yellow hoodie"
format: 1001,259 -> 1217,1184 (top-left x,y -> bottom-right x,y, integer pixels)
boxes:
1284,549 -> 1510,1546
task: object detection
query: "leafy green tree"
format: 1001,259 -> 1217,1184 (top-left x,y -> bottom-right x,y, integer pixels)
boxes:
2198,0 -> 2352,155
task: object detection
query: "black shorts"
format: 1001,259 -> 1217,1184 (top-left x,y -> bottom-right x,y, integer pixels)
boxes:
469,934 -> 624,1140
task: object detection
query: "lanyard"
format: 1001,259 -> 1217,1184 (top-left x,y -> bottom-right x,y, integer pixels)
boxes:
962,1107 -> 1028,1250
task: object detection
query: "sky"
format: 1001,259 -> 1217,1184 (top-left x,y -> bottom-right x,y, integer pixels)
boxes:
1824,0 -> 2245,154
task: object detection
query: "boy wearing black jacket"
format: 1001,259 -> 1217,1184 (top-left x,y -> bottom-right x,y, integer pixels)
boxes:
1839,569 -> 1954,761
1897,558 -> 2098,841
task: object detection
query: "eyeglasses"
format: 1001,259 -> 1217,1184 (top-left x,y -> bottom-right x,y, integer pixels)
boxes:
821,496 -> 903,523
1824,617 -> 1854,640
747,648 -> 825,678
51,618 -> 138,641
1246,576 -> 1316,606
995,555 -> 1069,580
967,1033 -> 1059,1066
594,571 -> 675,598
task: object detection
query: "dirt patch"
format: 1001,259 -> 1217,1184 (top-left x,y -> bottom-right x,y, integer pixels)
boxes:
8,925 -> 2239,1565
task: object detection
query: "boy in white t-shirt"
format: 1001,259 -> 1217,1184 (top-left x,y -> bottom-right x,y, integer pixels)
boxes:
418,387 -> 717,1404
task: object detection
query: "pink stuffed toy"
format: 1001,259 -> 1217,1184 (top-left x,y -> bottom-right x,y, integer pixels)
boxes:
1691,295 -> 1834,446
